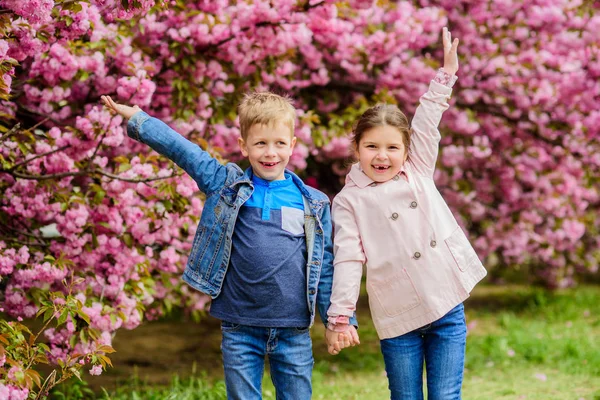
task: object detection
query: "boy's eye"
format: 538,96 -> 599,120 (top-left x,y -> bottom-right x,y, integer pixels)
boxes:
366,144 -> 376,148
389,146 -> 399,150
255,141 -> 265,145
277,141 -> 287,145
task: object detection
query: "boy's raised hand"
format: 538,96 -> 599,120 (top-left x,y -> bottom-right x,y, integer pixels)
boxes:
442,26 -> 459,76
101,95 -> 142,120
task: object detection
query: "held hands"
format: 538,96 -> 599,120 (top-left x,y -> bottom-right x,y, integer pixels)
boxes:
325,325 -> 360,355
441,26 -> 459,76
101,95 -> 142,120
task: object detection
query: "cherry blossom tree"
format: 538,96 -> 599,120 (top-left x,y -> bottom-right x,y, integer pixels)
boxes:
0,0 -> 598,396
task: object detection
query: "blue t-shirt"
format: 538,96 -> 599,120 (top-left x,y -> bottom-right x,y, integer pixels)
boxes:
210,172 -> 310,327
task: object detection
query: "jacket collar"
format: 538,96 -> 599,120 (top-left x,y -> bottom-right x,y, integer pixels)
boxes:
346,163 -> 408,188
237,167 -> 327,206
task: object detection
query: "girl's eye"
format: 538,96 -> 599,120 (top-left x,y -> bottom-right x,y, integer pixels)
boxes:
366,144 -> 376,148
389,146 -> 399,150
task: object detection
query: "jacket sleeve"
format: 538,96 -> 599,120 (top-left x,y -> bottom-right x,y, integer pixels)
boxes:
408,80 -> 453,178
326,194 -> 364,321
316,201 -> 358,327
127,111 -> 229,196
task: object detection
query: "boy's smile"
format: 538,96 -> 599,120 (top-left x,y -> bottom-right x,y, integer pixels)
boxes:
238,121 -> 296,181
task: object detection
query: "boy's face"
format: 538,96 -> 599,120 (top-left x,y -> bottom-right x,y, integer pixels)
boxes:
238,121 -> 296,181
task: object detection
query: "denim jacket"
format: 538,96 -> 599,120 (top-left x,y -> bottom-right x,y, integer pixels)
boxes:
127,112 -> 356,327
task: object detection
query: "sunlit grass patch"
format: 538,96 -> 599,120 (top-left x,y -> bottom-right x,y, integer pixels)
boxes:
64,285 -> 599,399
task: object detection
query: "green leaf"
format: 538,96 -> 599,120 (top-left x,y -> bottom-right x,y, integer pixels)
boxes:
93,188 -> 106,204
117,163 -> 132,173
57,309 -> 69,326
43,307 -> 54,322
36,306 -> 49,318
122,232 -> 133,248
77,309 -> 90,325
70,366 -> 82,381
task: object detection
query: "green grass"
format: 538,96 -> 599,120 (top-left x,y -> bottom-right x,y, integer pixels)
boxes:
54,285 -> 600,399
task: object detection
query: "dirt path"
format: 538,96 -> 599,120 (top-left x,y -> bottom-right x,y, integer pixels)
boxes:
87,315 -> 224,391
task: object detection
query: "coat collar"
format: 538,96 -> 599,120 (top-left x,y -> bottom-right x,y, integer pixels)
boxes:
346,163 -> 408,188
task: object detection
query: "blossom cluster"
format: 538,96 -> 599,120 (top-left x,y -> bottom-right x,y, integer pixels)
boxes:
0,0 -> 598,394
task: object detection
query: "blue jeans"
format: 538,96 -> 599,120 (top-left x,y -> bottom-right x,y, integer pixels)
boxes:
380,303 -> 467,400
220,322 -> 313,400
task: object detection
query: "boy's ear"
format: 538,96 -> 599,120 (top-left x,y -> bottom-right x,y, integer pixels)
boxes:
290,136 -> 297,150
238,137 -> 249,157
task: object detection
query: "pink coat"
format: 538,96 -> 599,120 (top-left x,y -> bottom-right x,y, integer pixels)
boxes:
328,80 -> 487,340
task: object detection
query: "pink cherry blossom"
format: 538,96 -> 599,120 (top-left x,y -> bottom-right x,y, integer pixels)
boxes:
1,0 -> 599,394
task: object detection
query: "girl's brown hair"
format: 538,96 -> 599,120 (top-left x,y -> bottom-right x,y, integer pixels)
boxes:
352,104 -> 411,150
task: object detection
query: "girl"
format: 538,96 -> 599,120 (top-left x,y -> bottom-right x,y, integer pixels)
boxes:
325,27 -> 487,399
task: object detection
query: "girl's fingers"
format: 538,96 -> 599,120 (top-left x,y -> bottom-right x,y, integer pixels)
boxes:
442,27 -> 449,48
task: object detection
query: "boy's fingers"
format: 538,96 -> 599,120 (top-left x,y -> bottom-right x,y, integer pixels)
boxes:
107,96 -> 118,109
350,329 -> 360,345
328,345 -> 338,355
341,335 -> 351,348
102,96 -> 116,110
333,341 -> 341,352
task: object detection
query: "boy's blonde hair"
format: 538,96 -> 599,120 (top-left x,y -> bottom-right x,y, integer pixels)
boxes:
238,92 -> 296,139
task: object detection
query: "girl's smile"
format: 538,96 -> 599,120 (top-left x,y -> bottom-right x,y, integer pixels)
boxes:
356,125 -> 408,182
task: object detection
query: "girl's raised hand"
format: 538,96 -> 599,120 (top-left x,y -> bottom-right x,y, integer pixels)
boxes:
101,95 -> 142,120
442,27 -> 459,76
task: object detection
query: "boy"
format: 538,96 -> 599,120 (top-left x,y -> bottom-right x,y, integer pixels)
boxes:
101,93 -> 358,399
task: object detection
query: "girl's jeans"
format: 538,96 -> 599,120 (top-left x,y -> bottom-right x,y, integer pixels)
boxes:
220,322 -> 313,400
380,303 -> 467,400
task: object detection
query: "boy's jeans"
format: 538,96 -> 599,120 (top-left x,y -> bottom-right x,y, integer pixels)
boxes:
380,303 -> 466,400
220,322 -> 313,400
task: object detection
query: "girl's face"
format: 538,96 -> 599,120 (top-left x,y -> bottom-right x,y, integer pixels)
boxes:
356,125 -> 408,183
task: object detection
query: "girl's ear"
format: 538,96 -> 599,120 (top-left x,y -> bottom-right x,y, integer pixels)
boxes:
352,141 -> 359,159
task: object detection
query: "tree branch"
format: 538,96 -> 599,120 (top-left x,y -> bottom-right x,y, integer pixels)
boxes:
0,236 -> 49,247
457,100 -> 564,147
299,0 -> 325,11
4,170 -> 87,180
96,169 -> 181,183
202,21 -> 287,52
1,167 -> 182,183
7,145 -> 71,171
17,104 -> 67,126
0,222 -> 45,240
0,123 -> 20,143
